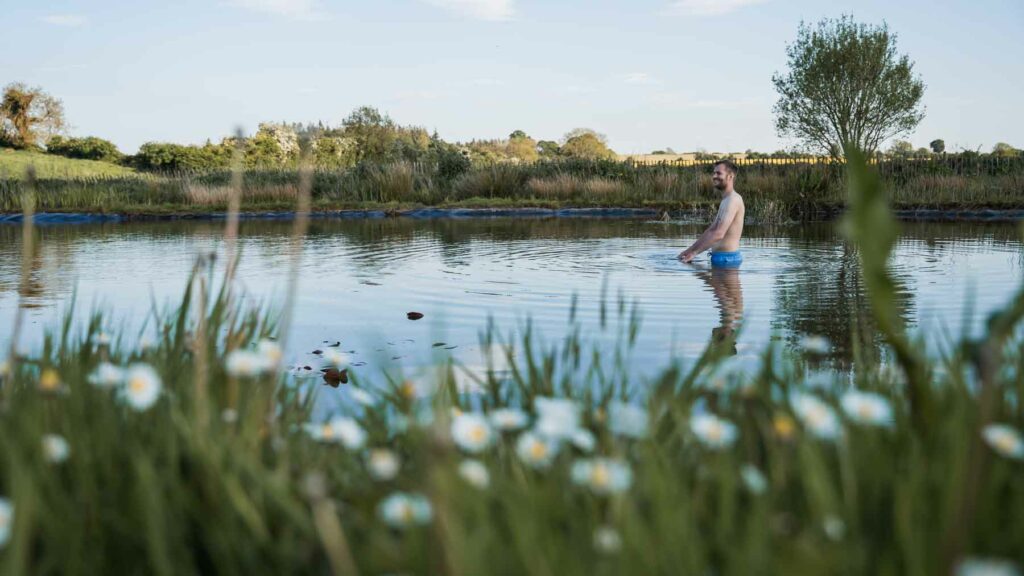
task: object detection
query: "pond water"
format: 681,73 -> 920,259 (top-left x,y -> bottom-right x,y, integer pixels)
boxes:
0,217 -> 1021,387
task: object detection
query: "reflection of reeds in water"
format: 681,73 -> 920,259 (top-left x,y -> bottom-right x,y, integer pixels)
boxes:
0,154 -> 1022,574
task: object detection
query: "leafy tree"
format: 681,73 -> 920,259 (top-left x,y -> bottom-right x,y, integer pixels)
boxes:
0,83 -> 66,148
887,140 -> 914,156
929,139 -> 945,154
560,128 -> 616,160
46,136 -> 122,163
130,142 -> 229,172
915,147 -> 931,156
506,132 -> 539,162
311,136 -> 358,167
537,140 -> 560,158
992,142 -> 1019,157
772,15 -> 925,157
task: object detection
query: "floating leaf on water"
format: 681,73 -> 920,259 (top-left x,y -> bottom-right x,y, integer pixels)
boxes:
445,345 -> 458,350
323,368 -> 344,387
433,342 -> 446,347
311,349 -> 322,355
303,366 -> 312,371
327,342 -> 340,347
407,312 -> 424,320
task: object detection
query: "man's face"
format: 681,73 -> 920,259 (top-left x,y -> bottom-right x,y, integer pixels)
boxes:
711,165 -> 732,190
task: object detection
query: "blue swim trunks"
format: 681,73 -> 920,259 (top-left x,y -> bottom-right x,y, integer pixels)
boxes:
710,251 -> 742,268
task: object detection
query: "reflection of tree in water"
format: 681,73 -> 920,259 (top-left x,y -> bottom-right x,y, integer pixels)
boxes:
772,224 -> 915,366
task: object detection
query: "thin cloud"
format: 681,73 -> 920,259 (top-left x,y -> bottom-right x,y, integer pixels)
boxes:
226,0 -> 326,20
668,0 -> 767,16
42,14 -> 89,27
622,72 -> 660,85
419,0 -> 514,21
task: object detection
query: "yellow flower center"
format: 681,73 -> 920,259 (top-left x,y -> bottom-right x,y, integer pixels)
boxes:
400,503 -> 414,523
129,377 -> 147,394
774,415 -> 796,438
321,424 -> 334,438
707,423 -> 724,442
994,434 -> 1018,454
590,464 -> 610,488
856,404 -> 875,419
468,425 -> 486,443
400,381 -> 416,398
40,369 -> 60,391
529,441 -> 547,460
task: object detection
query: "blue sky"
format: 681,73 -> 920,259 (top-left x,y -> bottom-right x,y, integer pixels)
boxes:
3,0 -> 1021,154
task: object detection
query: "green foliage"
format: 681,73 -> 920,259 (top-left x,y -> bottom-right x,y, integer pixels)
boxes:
338,106 -> 432,164
0,83 -> 66,149
772,15 -> 925,156
561,129 -> 616,161
46,136 -> 122,163
130,142 -> 231,172
929,139 -> 945,154
992,142 -> 1019,157
0,179 -> 1023,573
537,140 -> 560,158
887,140 -> 914,156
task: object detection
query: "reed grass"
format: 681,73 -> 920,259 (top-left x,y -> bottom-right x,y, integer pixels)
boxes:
0,152 -> 1022,574
2,156 -> 1021,222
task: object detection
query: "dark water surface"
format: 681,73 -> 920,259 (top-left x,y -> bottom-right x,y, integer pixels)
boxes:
1,217 -> 1021,385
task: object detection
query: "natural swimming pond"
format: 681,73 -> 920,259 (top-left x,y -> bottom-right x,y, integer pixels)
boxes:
1,216 -> 1021,385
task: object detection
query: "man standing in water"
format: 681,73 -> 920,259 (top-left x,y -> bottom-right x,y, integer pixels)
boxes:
679,159 -> 745,267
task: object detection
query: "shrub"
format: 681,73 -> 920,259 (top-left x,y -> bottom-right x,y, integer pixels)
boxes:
46,136 -> 122,163
130,142 -> 230,172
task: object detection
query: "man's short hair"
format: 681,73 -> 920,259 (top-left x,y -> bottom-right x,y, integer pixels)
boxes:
713,159 -> 738,176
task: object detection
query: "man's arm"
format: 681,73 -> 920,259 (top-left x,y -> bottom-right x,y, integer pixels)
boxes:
679,196 -> 738,262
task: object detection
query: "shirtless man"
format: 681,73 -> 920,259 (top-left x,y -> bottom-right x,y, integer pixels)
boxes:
678,159 -> 745,267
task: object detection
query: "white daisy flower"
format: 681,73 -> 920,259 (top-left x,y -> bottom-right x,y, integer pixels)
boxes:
451,413 -> 495,454
982,424 -> 1024,461
740,464 -> 768,494
0,498 -> 12,548
121,364 -> 162,411
366,449 -> 400,481
306,417 -> 367,450
323,349 -> 349,369
88,362 -> 124,388
457,459 -> 490,489
95,332 -> 112,346
799,334 -> 830,355
690,414 -> 738,449
840,390 -> 894,428
790,393 -> 841,440
571,458 -> 633,495
515,431 -> 559,469
256,339 -> 282,369
42,434 -> 70,464
955,558 -> 1021,576
225,350 -> 266,378
570,428 -> 596,453
349,388 -> 376,407
534,397 -> 581,440
608,401 -> 649,439
823,515 -> 845,541
378,492 -> 432,529
0,360 -> 10,378
489,408 -> 529,431
593,525 -> 622,554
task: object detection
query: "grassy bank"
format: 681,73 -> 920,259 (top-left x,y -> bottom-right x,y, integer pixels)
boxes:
1,154 -> 1022,222
0,149 -> 138,180
0,154 -> 1022,575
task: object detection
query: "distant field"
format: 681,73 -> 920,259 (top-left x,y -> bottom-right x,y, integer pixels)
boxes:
0,148 -> 138,179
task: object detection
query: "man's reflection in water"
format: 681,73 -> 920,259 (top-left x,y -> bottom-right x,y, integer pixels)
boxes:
693,265 -> 744,355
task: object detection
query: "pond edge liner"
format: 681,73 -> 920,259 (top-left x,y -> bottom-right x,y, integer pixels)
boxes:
0,207 -> 1022,225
